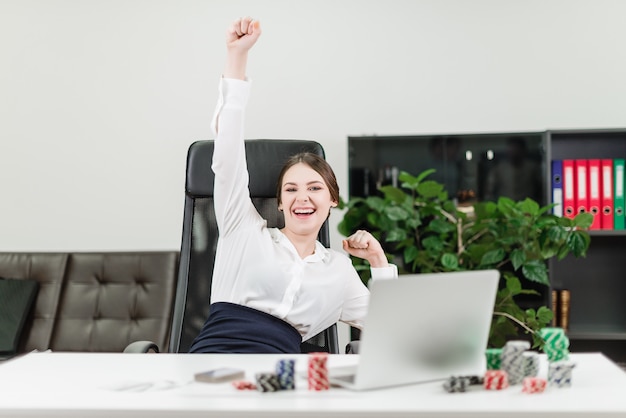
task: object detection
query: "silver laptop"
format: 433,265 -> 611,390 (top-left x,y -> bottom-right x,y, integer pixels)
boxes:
329,269 -> 500,391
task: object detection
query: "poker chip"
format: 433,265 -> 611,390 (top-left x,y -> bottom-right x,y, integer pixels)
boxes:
276,359 -> 296,390
523,351 -> 540,377
255,373 -> 281,393
485,348 -> 503,370
232,380 -> 257,391
500,340 -> 530,385
443,376 -> 469,393
522,377 -> 547,394
540,327 -> 570,363
465,375 -> 485,386
443,376 -> 471,393
308,352 -> 330,391
548,360 -> 576,388
484,370 -> 509,390
443,374 -> 485,392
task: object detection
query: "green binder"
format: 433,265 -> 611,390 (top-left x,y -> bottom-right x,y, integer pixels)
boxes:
615,159 -> 625,230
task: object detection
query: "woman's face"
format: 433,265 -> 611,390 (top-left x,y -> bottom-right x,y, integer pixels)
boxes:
278,162 -> 337,239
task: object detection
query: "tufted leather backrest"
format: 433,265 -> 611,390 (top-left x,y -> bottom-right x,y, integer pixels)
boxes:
0,253 -> 67,352
171,140 -> 339,354
0,252 -> 178,353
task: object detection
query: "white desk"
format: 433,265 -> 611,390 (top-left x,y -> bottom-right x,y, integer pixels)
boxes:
0,352 -> 625,417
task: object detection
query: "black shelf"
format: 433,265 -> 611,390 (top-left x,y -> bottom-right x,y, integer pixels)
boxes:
568,325 -> 626,341
569,332 -> 626,341
587,230 -> 626,237
547,128 -> 626,363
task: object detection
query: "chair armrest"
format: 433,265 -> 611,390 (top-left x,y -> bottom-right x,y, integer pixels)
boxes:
345,340 -> 360,354
123,341 -> 160,353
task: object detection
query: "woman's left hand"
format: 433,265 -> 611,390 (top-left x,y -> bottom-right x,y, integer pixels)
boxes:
342,230 -> 389,268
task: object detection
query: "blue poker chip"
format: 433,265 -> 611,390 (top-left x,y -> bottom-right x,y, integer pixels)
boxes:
276,359 -> 296,390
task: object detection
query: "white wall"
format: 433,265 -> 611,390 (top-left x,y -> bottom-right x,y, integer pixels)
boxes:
2,0 -> 626,253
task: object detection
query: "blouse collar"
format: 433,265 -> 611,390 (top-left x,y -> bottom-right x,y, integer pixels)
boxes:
269,228 -> 329,263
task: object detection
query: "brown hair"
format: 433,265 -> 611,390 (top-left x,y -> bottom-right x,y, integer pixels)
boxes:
276,152 -> 340,205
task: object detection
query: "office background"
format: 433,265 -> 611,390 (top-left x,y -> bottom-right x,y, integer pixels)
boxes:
2,0 -> 626,254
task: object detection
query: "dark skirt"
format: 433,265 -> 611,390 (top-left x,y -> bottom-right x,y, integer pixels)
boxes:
188,302 -> 302,354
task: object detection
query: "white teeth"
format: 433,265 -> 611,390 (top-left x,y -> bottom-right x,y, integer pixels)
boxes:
294,209 -> 315,214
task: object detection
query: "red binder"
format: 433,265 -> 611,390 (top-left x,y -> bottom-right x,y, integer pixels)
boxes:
575,160 -> 589,216
587,159 -> 601,229
601,159 -> 614,230
562,160 -> 576,219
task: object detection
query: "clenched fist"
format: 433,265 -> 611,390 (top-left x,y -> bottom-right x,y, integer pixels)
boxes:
342,230 -> 389,268
223,17 -> 261,80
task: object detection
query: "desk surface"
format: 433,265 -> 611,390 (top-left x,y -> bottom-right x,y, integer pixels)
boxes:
0,352 -> 625,417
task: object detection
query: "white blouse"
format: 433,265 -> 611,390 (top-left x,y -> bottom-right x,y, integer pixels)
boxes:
209,78 -> 398,341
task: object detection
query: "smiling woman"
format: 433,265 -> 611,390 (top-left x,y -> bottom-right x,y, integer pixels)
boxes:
277,153 -> 339,258
187,17 -> 398,355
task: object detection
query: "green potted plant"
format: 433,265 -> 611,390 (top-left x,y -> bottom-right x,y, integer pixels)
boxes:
338,169 -> 592,348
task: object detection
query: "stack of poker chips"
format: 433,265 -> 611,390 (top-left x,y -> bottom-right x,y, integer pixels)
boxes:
485,348 -> 503,370
308,352 -> 330,391
484,370 -> 509,390
275,359 -> 296,390
540,327 -> 570,362
443,375 -> 484,393
523,351 -> 540,378
548,360 -> 576,388
443,376 -> 469,393
500,340 -> 530,385
522,377 -> 547,394
255,373 -> 281,393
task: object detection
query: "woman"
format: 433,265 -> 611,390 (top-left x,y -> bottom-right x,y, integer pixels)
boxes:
189,17 -> 397,354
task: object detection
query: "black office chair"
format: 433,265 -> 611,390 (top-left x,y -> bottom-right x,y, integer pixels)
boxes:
164,139 -> 340,354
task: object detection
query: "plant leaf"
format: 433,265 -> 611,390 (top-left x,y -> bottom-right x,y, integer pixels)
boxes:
505,274 -> 522,295
365,196 -> 386,212
398,171 -> 418,190
510,248 -> 525,271
474,201 -> 497,218
417,180 -> 444,198
422,236 -> 445,251
384,206 -> 410,221
415,169 -> 436,183
366,212 -> 380,228
573,212 -> 594,229
428,218 -> 455,234
406,216 -> 422,229
481,248 -> 505,266
386,228 -> 407,242
379,186 -> 406,204
567,230 -> 590,257
404,246 -> 418,264
522,260 -> 549,285
441,253 -> 459,270
497,196 -> 516,216
537,306 -> 554,323
546,225 -> 566,242
518,198 -> 540,215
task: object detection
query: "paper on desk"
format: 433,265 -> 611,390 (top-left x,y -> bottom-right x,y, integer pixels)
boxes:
101,379 -> 193,392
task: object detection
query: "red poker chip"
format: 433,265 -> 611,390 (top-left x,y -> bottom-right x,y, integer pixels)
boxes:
232,380 -> 257,390
522,377 -> 547,394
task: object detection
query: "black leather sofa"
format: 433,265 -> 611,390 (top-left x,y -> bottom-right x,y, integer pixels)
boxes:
0,252 -> 178,356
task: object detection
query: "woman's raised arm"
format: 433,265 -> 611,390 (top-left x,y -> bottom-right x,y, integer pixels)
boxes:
223,17 -> 261,80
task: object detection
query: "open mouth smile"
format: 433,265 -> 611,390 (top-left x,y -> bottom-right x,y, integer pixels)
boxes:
293,208 -> 316,218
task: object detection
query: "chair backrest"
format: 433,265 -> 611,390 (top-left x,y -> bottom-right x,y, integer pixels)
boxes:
169,139 -> 340,354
